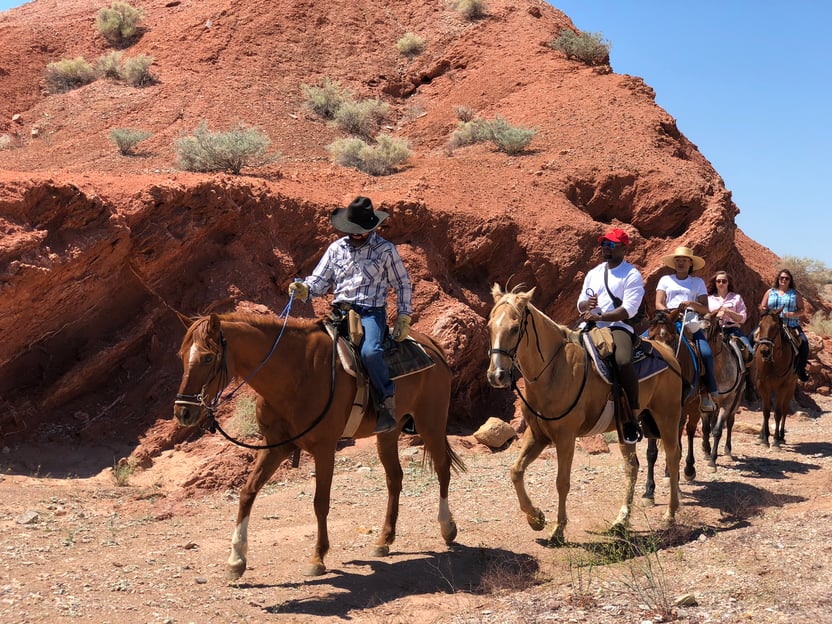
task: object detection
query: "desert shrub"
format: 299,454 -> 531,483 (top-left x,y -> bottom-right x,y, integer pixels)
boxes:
0,134 -> 12,150
333,98 -> 390,139
96,51 -> 124,79
452,0 -> 487,21
446,118 -> 490,151
453,104 -> 475,122
327,134 -> 411,176
396,32 -> 426,57
484,116 -> 537,154
231,396 -> 260,437
109,128 -> 152,155
781,255 -> 832,301
111,457 -> 136,486
302,77 -> 352,119
808,312 -> 832,337
120,54 -> 155,86
96,1 -> 145,47
548,29 -> 610,66
44,57 -> 96,93
175,121 -> 275,175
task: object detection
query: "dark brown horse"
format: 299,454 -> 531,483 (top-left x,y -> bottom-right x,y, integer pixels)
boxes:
754,307 -> 797,448
646,308 -> 746,486
174,312 -> 464,579
487,285 -> 683,544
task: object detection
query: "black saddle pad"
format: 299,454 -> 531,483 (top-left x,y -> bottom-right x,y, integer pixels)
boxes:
383,337 -> 435,379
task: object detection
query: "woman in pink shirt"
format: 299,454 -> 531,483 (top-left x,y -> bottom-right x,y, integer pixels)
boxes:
707,270 -> 752,353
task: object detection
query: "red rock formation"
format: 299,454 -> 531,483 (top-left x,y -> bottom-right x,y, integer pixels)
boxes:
0,0 -> 827,446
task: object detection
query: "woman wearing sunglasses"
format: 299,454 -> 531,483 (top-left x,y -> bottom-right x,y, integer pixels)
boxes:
759,269 -> 809,381
707,271 -> 752,354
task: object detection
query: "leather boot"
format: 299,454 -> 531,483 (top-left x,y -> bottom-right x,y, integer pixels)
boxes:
373,396 -> 397,434
701,393 -> 716,412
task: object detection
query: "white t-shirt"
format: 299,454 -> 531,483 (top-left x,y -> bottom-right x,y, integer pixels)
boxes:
656,274 -> 707,309
577,260 -> 644,332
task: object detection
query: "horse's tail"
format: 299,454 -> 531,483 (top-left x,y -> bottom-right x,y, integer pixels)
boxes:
421,439 -> 467,474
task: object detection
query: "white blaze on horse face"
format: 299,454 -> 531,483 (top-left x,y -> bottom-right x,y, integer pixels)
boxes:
188,343 -> 200,367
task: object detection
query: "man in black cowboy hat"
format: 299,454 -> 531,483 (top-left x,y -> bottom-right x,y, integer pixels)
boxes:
288,196 -> 413,433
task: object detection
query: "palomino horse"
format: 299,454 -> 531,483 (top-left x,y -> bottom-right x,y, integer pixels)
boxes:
174,312 -> 464,579
486,285 -> 683,544
754,307 -> 797,448
647,309 -> 746,484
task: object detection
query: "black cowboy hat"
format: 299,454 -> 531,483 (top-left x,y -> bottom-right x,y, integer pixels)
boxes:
330,196 -> 389,234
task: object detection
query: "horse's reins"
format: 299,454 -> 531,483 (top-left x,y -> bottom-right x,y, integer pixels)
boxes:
175,293 -> 338,450
756,314 -> 795,376
489,301 -> 588,421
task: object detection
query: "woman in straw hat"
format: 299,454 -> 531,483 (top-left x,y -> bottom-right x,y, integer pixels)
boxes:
655,246 -> 718,411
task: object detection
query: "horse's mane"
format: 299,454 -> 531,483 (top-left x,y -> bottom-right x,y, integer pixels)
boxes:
494,291 -> 576,342
180,312 -> 323,355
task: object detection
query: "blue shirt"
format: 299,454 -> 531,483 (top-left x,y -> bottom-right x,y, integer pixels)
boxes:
304,231 -> 413,316
766,288 -> 800,328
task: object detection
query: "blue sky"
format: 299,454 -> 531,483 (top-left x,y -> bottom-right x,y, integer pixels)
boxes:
552,0 -> 831,267
1,1 -> 828,266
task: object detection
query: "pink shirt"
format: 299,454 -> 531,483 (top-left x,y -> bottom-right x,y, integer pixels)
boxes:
708,292 -> 747,328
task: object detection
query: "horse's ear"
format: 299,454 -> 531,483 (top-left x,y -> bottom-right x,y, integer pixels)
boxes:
491,283 -> 505,302
175,310 -> 194,329
516,287 -> 536,306
207,314 -> 222,336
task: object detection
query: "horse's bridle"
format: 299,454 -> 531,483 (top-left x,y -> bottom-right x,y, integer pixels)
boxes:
174,331 -> 229,413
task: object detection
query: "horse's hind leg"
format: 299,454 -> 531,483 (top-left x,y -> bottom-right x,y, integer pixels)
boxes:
611,444 -> 639,533
511,427 -> 549,535
227,446 -> 295,581
683,408 -> 698,482
373,433 -> 404,557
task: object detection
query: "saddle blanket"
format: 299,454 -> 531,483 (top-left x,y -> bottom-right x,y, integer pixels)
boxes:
582,334 -> 670,385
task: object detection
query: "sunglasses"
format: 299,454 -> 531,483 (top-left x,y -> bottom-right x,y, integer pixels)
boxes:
715,279 -> 728,283
779,276 -> 790,281
600,240 -> 619,249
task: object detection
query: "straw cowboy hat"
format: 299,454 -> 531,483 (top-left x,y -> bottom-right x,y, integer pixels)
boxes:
662,246 -> 705,271
330,196 -> 389,234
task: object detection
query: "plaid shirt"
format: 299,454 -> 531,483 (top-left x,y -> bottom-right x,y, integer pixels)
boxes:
304,232 -> 413,316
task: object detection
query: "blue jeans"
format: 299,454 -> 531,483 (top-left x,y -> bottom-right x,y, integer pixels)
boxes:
358,306 -> 395,400
690,329 -> 717,393
723,326 -> 753,353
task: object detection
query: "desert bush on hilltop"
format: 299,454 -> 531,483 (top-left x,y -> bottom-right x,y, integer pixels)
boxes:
454,105 -> 476,122
97,1 -> 145,47
447,115 -> 537,155
396,32 -> 426,57
109,128 -> 152,155
120,54 -> 156,86
484,116 -> 538,155
175,121 -> 276,175
96,51 -> 124,79
333,99 -> 390,140
44,57 -> 96,93
302,78 -> 352,119
327,134 -> 411,176
452,0 -> 487,21
548,29 -> 611,66
782,256 -> 832,297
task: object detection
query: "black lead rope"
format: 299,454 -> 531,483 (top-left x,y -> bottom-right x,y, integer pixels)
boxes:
206,339 -> 338,450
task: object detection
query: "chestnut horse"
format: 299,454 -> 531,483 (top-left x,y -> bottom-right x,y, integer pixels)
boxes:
647,308 -> 747,485
754,307 -> 797,448
174,312 -> 464,579
486,285 -> 683,544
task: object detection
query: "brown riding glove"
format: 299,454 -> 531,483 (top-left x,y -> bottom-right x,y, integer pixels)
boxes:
287,281 -> 309,301
392,314 -> 412,342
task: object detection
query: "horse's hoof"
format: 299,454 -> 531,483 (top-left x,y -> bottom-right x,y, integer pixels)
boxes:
641,495 -> 655,508
608,523 -> 628,538
226,561 -> 246,581
303,562 -> 327,577
547,531 -> 565,546
441,521 -> 458,545
372,544 -> 390,557
527,509 -> 546,532
684,468 -> 696,482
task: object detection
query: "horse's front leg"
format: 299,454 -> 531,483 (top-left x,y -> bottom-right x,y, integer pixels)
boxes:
510,427 -> 548,534
641,437 -> 658,505
611,443 -> 639,533
548,436 -> 577,545
757,390 -> 771,447
773,391 -> 791,448
227,446 -> 295,580
372,432 -> 404,557
303,450 -> 336,576
708,406 -> 725,471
